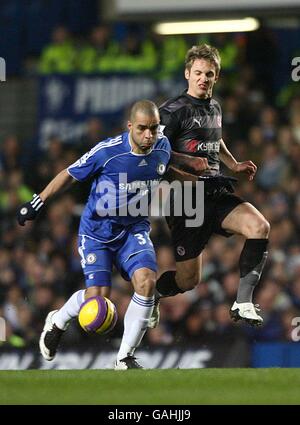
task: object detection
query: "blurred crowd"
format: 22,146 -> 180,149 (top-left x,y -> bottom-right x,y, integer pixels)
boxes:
35,23 -> 300,107
1,23 -> 300,351
37,25 -> 242,80
36,24 -> 281,100
0,21 -> 284,102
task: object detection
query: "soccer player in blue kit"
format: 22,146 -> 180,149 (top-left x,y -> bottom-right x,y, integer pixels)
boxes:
17,100 -> 208,369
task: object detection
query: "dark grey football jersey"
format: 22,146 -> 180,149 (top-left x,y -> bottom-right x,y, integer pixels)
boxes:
159,91 -> 222,175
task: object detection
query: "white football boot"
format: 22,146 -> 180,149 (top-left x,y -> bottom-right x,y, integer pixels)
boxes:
230,301 -> 263,327
39,310 -> 65,361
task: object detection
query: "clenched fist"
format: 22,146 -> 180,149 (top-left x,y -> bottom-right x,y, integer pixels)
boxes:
17,194 -> 44,226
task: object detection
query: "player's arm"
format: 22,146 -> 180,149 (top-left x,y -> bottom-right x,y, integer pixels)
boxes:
219,139 -> 257,180
39,169 -> 75,202
170,151 -> 209,176
17,142 -> 107,226
17,169 -> 75,226
166,165 -> 198,183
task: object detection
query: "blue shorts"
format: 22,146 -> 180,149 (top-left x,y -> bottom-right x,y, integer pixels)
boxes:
78,228 -> 157,287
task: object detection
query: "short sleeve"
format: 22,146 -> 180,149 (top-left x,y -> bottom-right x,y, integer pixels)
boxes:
160,136 -> 172,159
67,145 -> 105,181
159,108 -> 181,147
156,136 -> 172,170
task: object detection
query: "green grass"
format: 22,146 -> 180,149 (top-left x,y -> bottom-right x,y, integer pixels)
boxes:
1,369 -> 300,405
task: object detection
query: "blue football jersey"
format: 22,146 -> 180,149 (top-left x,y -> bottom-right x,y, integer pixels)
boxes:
68,131 -> 171,242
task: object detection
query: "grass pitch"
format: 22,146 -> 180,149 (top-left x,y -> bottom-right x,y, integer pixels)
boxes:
0,368 -> 300,405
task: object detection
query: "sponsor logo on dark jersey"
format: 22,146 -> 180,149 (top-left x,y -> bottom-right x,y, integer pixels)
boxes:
185,139 -> 220,153
198,141 -> 220,152
185,139 -> 199,152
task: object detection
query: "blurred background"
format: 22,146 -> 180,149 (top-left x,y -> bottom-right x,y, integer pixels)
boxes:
1,0 -> 300,369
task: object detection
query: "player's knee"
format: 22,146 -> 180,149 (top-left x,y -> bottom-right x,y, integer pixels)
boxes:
85,286 -> 110,299
135,275 -> 156,297
245,216 -> 270,238
260,219 -> 270,237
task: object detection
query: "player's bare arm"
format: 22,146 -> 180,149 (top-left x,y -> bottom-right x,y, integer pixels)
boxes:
170,151 -> 209,176
39,168 -> 75,202
219,139 -> 257,181
166,165 -> 198,183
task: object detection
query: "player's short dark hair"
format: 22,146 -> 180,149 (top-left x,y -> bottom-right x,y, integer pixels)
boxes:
130,100 -> 159,122
185,44 -> 221,75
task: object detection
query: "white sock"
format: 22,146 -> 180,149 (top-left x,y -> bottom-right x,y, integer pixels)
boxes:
117,293 -> 154,361
54,290 -> 85,330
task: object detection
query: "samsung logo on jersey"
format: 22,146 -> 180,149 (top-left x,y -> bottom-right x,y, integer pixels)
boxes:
119,179 -> 160,192
198,141 -> 220,152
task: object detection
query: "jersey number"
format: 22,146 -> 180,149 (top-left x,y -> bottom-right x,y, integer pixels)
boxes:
134,233 -> 152,246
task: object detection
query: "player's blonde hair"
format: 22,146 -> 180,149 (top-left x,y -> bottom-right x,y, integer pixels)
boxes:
185,44 -> 221,75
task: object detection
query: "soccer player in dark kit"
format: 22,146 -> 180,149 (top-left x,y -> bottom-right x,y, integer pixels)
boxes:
149,44 -> 270,328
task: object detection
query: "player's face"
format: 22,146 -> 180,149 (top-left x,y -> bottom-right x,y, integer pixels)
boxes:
128,111 -> 160,154
185,58 -> 218,99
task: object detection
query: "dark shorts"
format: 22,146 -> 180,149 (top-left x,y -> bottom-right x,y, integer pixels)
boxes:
166,188 -> 245,262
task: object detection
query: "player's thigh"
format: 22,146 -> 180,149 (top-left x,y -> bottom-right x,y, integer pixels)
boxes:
78,235 -> 113,288
175,254 -> 203,289
115,230 -> 157,284
220,201 -> 269,237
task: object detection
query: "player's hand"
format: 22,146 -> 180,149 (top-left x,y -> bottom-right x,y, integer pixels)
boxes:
187,156 -> 210,175
17,194 -> 44,226
233,161 -> 257,181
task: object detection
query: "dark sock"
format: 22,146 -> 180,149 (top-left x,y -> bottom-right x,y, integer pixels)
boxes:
156,271 -> 185,298
237,239 -> 268,303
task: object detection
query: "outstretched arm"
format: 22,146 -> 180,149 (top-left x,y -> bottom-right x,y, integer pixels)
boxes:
219,139 -> 257,181
39,169 -> 75,202
17,169 -> 76,226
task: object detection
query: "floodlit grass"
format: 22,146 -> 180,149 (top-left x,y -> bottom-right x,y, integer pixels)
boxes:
1,368 -> 300,405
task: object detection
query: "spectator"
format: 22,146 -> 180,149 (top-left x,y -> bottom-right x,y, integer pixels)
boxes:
39,26 -> 77,74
